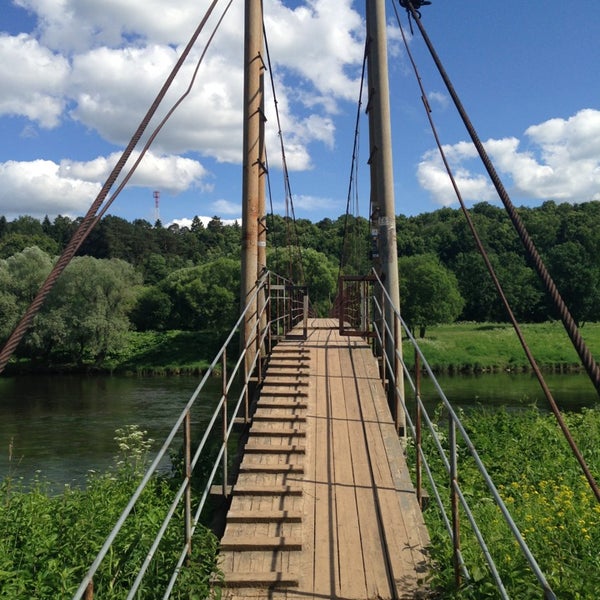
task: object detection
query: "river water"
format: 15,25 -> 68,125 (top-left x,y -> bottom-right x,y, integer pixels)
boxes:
0,375 -> 222,488
0,372 -> 598,488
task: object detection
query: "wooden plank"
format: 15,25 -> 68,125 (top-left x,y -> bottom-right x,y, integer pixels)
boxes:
227,510 -> 303,523
310,327 -> 337,598
253,413 -> 307,423
223,572 -> 299,587
259,389 -> 309,398
220,536 -> 302,551
239,464 -> 305,474
338,342 -> 392,598
232,484 -> 303,496
256,400 -> 308,409
328,336 -> 368,599
244,443 -> 306,454
249,428 -> 306,437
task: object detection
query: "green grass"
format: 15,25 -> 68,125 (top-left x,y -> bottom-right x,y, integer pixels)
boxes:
0,426 -> 220,599
405,321 -> 600,373
110,330 -> 230,375
412,407 -> 600,598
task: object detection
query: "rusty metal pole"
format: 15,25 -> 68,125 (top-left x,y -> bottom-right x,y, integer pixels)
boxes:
366,0 -> 405,433
257,63 -> 268,371
240,0 -> 263,374
222,349 -> 229,497
415,349 -> 423,509
84,581 -> 93,600
183,410 -> 192,562
449,416 -> 461,588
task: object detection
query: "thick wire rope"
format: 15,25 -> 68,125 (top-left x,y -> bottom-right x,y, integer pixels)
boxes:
402,1 -> 600,398
0,0 -> 226,375
338,39 -> 369,278
394,1 -> 600,503
262,24 -> 306,286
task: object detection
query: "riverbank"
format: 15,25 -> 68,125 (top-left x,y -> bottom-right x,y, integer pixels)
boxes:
5,321 -> 600,376
4,329 -> 230,376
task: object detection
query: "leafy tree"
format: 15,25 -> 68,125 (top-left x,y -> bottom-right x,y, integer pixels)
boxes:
161,258 -> 241,331
399,254 -> 464,337
142,253 -> 169,285
267,247 -> 337,316
31,257 -> 141,365
130,286 -> 173,331
451,251 -> 500,322
0,248 -> 54,355
0,233 -> 59,258
545,241 -> 600,325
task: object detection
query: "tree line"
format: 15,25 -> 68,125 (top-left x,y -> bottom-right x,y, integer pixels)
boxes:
1,200 -> 599,364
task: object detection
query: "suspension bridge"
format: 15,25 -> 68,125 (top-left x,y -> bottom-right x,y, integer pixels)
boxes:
1,0 -> 599,599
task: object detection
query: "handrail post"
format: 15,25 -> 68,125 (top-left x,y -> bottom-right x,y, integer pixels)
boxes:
450,416 -> 461,588
222,349 -> 228,497
338,276 -> 344,334
381,291 -> 387,388
255,292 -> 263,386
392,311 -> 406,438
303,293 -> 308,339
415,349 -> 423,509
183,410 -> 192,563
84,580 -> 93,600
267,274 -> 272,354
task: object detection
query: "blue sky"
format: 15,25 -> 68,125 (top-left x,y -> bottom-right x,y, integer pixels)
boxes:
1,0 -> 599,227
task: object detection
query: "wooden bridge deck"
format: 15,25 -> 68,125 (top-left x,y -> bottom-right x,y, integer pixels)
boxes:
218,318 -> 430,599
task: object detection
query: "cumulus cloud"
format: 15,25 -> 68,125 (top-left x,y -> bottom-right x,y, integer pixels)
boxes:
272,193 -> 342,214
170,216 -> 239,229
0,33 -> 69,127
15,0 -> 209,52
417,109 -> 600,207
211,199 -> 240,216
0,159 -> 100,218
0,152 -> 209,219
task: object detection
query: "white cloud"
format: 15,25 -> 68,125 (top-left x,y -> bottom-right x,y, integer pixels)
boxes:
211,199 -> 240,216
417,109 -> 600,207
15,0 -> 209,52
0,33 -> 69,128
0,159 -> 100,219
0,151 -> 209,220
60,150 -> 209,192
170,216 -> 239,229
264,0 -> 364,103
272,193 -> 342,214
427,91 -> 449,111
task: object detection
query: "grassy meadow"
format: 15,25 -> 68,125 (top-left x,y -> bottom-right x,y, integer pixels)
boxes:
403,321 -> 600,373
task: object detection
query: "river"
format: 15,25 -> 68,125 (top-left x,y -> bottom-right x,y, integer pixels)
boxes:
0,372 -> 598,488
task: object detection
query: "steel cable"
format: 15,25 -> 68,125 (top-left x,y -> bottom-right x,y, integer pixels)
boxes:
338,38 -> 369,279
262,24 -> 306,286
396,1 -> 600,503
403,0 -> 600,398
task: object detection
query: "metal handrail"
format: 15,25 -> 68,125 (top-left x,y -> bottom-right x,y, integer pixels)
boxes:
365,269 -> 557,599
72,270 -> 309,600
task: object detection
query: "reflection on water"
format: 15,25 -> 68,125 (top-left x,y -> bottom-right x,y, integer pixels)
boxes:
0,375 -> 222,488
1,372 -> 598,487
418,371 -> 600,413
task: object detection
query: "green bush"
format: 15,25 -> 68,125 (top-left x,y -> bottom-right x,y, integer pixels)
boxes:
414,407 -> 600,598
0,425 -> 220,599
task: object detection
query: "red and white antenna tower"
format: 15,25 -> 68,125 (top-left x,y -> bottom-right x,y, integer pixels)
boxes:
153,190 -> 160,223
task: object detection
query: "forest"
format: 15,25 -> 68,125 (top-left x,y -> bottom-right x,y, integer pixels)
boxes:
1,199 -> 600,366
